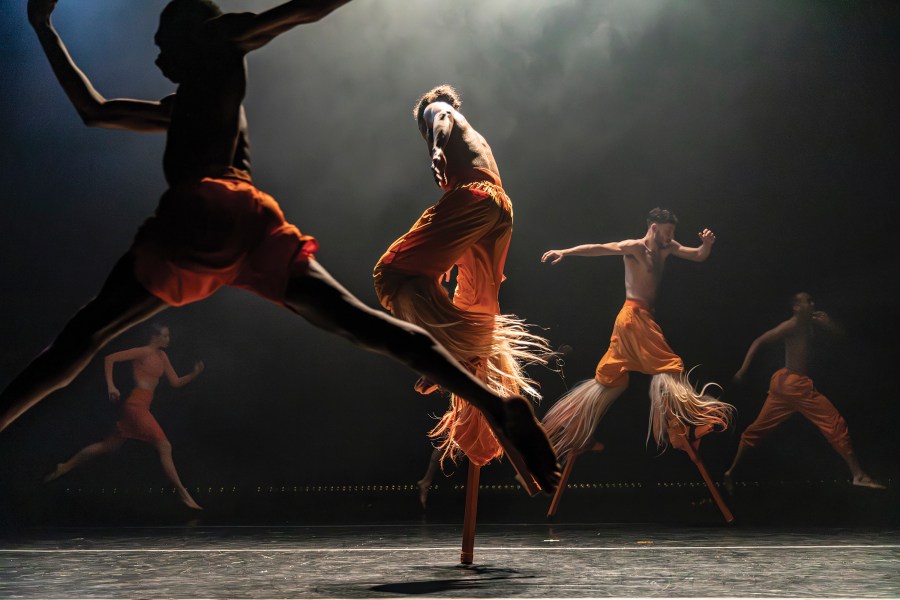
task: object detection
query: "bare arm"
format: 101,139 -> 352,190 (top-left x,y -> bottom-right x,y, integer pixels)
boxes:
207,0 -> 352,53
541,239 -> 642,265
668,228 -> 716,262
28,0 -> 172,132
812,311 -> 845,337
734,320 -> 793,382
104,347 -> 150,401
163,355 -> 205,389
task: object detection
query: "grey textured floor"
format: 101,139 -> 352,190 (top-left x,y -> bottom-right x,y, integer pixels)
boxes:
1,524 -> 898,598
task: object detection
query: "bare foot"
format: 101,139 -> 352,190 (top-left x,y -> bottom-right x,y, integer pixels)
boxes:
416,479 -> 431,508
414,376 -> 440,395
853,474 -> 886,490
492,396 -> 561,495
43,463 -> 68,483
178,488 -> 203,510
723,471 -> 735,495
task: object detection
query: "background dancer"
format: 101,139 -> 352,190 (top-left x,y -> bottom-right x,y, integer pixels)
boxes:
724,292 -> 884,491
44,324 -> 204,509
3,0 -> 558,493
540,208 -> 733,462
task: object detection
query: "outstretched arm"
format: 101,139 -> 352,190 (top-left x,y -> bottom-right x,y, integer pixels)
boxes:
28,0 -> 172,131
104,347 -> 150,401
207,0 -> 352,53
163,355 -> 205,389
669,228 -> 716,262
812,311 -> 845,337
734,321 -> 791,382
541,239 -> 642,265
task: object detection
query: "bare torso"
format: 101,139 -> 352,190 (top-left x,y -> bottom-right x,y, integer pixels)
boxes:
162,32 -> 252,185
440,108 -> 500,187
622,240 -> 670,308
131,349 -> 167,391
781,317 -> 812,375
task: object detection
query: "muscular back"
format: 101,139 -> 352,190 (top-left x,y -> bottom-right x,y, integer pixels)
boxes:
426,103 -> 499,187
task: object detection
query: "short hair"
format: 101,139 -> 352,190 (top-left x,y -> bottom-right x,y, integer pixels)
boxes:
791,291 -> 812,307
412,85 -> 462,126
647,207 -> 678,227
148,322 -> 169,340
159,0 -> 222,45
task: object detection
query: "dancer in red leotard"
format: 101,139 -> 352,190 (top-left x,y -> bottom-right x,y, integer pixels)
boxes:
44,324 -> 205,509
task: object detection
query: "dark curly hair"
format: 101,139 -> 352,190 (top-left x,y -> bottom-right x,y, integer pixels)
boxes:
412,85 -> 462,128
159,0 -> 222,46
647,207 -> 678,227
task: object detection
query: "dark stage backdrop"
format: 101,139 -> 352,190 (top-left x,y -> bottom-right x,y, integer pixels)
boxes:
1,1 -> 898,512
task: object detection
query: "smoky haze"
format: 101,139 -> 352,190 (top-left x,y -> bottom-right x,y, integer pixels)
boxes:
1,1 -> 898,498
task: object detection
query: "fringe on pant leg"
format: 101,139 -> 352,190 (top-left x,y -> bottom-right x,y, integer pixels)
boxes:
541,379 -> 620,464
648,370 -> 734,449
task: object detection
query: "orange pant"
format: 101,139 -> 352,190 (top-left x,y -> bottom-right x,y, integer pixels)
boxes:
594,300 -> 684,387
740,368 -> 853,458
115,388 -> 167,444
133,171 -> 318,307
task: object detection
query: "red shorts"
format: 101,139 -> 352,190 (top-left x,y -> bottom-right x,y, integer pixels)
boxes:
132,173 -> 318,306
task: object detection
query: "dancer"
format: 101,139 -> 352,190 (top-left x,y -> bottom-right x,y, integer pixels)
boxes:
374,85 -> 553,492
44,324 -> 205,509
724,292 -> 884,490
4,0 -> 559,493
541,208 -> 733,463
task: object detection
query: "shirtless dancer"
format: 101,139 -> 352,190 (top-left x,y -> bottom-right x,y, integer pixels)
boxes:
724,292 -> 884,490
375,86 -> 554,495
3,0 -> 558,493
541,208 -> 733,463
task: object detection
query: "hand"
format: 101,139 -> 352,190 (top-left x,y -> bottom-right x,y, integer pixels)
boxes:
27,0 -> 58,27
541,250 -> 565,265
431,148 -> 448,189
698,228 -> 716,246
811,311 -> 831,326
191,360 -> 205,376
108,387 -> 121,403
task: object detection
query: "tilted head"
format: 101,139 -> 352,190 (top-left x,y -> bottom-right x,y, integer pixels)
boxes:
791,292 -> 815,317
155,0 -> 223,82
148,323 -> 171,349
412,85 -> 462,138
646,207 -> 678,248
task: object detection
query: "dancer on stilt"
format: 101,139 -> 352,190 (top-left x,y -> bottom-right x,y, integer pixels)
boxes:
541,208 -> 733,464
4,0 -> 559,493
44,324 -> 204,509
724,292 -> 884,491
374,85 -> 555,494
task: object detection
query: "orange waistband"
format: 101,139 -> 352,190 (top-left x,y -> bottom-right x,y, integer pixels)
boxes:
624,298 -> 651,311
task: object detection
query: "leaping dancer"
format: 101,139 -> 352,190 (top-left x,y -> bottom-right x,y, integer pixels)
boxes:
3,0 -> 559,496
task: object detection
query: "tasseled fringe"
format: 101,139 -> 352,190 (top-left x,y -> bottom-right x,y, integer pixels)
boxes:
648,369 -> 734,449
541,379 -> 619,464
389,277 -> 553,465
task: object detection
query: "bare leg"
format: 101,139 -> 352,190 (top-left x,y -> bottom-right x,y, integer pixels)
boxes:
838,451 -> 886,489
284,259 -> 560,492
417,447 -> 442,508
155,439 -> 203,509
44,434 -> 125,482
0,253 -> 167,432
723,441 -> 752,494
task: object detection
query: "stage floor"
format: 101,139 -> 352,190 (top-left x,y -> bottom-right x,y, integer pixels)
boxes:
1,523 -> 897,598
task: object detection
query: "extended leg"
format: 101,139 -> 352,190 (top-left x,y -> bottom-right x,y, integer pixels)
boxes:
417,447 -> 442,508
0,253 -> 167,432
283,259 -> 560,493
44,434 -> 125,482
155,439 -> 203,510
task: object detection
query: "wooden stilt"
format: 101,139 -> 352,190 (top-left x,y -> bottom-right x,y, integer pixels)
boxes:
546,441 -> 604,518
667,420 -> 734,523
460,463 -> 481,565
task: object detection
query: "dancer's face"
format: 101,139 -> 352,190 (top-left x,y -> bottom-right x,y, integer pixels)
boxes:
792,293 -> 815,316
652,223 -> 676,249
152,327 -> 171,348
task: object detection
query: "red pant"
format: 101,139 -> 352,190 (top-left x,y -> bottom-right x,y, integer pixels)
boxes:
740,368 -> 853,458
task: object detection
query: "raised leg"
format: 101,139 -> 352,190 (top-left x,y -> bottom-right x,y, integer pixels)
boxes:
284,259 -> 559,493
417,447 -> 442,508
44,435 -> 125,482
0,253 -> 167,433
